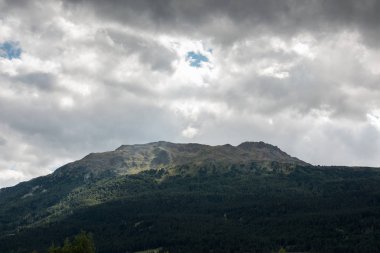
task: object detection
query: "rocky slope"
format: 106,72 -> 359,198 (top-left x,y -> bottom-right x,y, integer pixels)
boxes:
54,141 -> 308,178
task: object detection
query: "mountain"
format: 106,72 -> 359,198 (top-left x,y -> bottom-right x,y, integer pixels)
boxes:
1,141 -> 380,253
54,140 -> 308,177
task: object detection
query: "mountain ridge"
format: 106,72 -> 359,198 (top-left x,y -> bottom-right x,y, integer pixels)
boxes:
46,140 -> 308,183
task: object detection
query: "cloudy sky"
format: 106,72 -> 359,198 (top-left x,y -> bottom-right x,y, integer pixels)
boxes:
1,0 -> 380,187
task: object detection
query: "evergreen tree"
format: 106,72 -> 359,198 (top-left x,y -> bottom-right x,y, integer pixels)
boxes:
48,231 -> 95,253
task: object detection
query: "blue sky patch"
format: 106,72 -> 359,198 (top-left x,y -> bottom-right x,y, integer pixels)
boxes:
0,41 -> 22,60
186,51 -> 209,68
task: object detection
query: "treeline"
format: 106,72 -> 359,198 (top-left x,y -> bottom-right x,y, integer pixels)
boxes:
32,231 -> 95,253
32,231 -> 288,253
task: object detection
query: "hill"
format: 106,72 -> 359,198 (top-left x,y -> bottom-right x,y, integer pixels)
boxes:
0,142 -> 380,253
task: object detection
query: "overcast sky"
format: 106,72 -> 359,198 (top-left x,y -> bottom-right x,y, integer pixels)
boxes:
1,0 -> 380,187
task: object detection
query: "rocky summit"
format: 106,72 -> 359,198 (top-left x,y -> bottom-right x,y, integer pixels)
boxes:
54,141 -> 308,179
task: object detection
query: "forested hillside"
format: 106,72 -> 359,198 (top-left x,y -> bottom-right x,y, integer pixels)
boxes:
1,142 -> 380,252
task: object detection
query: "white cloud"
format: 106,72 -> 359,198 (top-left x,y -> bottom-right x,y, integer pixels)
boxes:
257,64 -> 290,79
59,96 -> 75,109
367,111 -> 380,130
291,34 -> 316,59
0,169 -> 26,188
181,126 -> 199,139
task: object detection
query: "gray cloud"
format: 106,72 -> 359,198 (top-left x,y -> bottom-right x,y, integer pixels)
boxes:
14,72 -> 57,91
0,137 -> 6,146
63,0 -> 380,47
0,0 -> 380,187
104,28 -> 177,72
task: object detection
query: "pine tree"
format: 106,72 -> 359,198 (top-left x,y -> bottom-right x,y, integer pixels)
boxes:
47,231 -> 95,253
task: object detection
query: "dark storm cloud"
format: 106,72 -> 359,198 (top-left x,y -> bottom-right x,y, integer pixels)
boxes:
64,0 -> 380,46
104,28 -> 177,72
